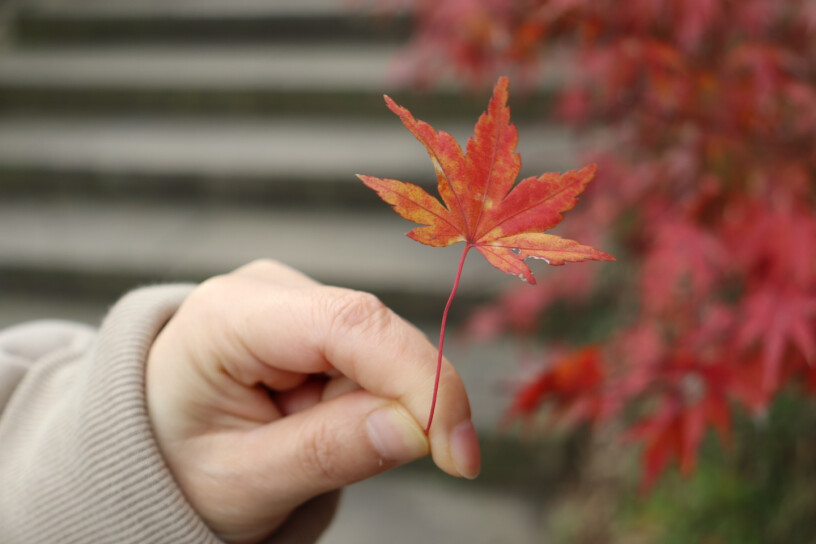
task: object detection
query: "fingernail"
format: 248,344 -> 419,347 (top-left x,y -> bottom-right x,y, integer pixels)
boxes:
450,420 -> 481,479
366,407 -> 429,463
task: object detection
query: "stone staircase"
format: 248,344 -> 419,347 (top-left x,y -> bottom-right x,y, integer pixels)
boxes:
0,0 -> 578,327
0,0 -> 587,424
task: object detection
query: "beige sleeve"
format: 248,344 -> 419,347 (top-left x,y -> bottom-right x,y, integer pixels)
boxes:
0,285 -> 226,543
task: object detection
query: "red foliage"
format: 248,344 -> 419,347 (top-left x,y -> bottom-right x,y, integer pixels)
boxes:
382,0 -> 816,488
622,349 -> 735,491
359,78 -> 612,284
505,346 -> 605,426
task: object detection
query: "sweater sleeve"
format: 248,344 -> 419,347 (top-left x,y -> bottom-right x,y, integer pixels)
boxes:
0,285 -> 226,544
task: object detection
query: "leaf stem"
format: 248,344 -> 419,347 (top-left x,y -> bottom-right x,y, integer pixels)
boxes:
426,243 -> 471,433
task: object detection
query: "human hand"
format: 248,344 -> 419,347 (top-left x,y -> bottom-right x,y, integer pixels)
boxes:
145,260 -> 481,543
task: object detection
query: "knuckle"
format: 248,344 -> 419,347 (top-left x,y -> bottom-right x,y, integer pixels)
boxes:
437,359 -> 459,386
297,419 -> 347,487
327,289 -> 395,338
437,363 -> 468,407
182,273 -> 243,338
185,275 -> 254,340
189,272 -> 248,308
188,274 -> 232,311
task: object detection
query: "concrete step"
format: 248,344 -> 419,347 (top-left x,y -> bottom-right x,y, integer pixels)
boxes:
0,197 -> 548,321
319,467 -> 545,543
23,0 -> 375,17
0,45 -> 401,91
0,45 -> 557,118
0,116 -> 582,205
15,0 -> 410,46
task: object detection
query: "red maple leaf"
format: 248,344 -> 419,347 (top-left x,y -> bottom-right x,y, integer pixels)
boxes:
737,287 -> 816,394
627,390 -> 730,493
505,346 -> 605,426
359,76 -> 613,430
626,354 -> 732,492
640,218 -> 726,314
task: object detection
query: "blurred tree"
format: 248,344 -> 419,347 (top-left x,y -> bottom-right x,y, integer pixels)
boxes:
377,0 -> 816,491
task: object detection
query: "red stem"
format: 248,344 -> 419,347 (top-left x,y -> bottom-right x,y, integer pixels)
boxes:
425,243 -> 471,433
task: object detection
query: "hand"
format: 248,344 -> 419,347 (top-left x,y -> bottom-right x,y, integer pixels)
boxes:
145,260 -> 481,543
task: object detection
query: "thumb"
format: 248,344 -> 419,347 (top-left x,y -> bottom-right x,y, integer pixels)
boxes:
235,389 -> 428,511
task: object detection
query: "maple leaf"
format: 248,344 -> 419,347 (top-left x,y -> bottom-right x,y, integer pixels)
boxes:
359,76 -> 613,283
640,218 -> 725,314
505,346 -> 606,427
737,287 -> 816,394
359,76 -> 613,431
626,353 -> 733,492
627,391 -> 731,493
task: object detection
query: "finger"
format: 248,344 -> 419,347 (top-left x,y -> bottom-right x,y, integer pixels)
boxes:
235,390 -> 428,510
322,375 -> 361,401
286,286 -> 480,479
275,376 -> 361,416
194,274 -> 480,479
275,378 -> 326,416
177,259 -> 318,394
